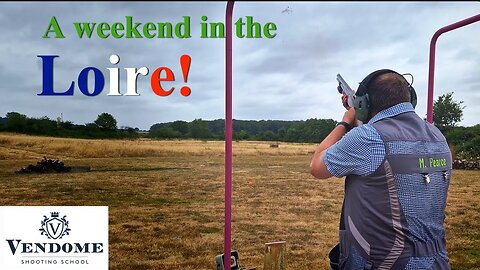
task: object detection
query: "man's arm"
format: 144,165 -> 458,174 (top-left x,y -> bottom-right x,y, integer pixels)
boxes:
310,107 -> 356,179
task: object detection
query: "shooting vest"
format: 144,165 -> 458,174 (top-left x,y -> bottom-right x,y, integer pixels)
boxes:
339,111 -> 452,270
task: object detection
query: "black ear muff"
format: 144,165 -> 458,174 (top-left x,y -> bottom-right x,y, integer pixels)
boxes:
410,86 -> 417,108
354,94 -> 370,122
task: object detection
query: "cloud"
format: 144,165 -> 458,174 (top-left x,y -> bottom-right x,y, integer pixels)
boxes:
0,2 -> 479,129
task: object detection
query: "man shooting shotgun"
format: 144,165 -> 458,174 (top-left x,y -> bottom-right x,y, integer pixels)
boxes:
310,69 -> 452,269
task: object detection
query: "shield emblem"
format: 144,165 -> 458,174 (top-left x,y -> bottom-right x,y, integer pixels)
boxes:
45,217 -> 65,239
39,212 -> 71,239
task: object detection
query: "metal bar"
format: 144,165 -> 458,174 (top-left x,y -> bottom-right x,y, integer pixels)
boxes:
427,14 -> 480,123
224,1 -> 235,269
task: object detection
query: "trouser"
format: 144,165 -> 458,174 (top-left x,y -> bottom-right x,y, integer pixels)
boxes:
329,243 -> 340,270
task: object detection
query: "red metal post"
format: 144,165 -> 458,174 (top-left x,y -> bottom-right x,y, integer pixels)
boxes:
427,14 -> 480,123
224,1 -> 235,269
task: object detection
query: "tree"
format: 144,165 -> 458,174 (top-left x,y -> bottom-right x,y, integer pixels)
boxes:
94,113 -> 117,131
234,130 -> 250,140
433,92 -> 465,131
150,127 -> 176,139
189,119 -> 213,139
285,118 -> 336,143
6,112 -> 27,132
257,130 -> 278,141
462,136 -> 480,158
445,125 -> 480,158
170,120 -> 189,136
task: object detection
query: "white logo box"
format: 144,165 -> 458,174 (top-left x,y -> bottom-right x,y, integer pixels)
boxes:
0,206 -> 108,270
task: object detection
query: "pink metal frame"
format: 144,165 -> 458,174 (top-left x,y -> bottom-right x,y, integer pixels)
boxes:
427,14 -> 480,123
224,1 -> 234,269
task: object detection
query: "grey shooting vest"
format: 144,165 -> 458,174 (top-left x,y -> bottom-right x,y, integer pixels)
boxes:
339,111 -> 452,270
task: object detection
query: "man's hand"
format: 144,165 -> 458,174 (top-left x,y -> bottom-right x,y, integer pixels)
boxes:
342,107 -> 356,126
342,93 -> 350,110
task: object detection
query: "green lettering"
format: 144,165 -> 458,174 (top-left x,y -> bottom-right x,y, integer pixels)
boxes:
43,16 -> 65,38
209,22 -> 224,38
264,22 -> 277,38
97,22 -> 110,39
125,16 -> 142,38
143,22 -> 156,38
200,16 -> 208,38
235,17 -> 245,38
111,22 -> 124,38
175,16 -> 191,38
157,23 -> 173,38
74,22 -> 97,38
428,157 -> 448,168
246,16 -> 261,38
419,158 -> 425,168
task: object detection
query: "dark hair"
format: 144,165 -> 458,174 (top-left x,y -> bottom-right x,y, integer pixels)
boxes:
368,72 -> 411,116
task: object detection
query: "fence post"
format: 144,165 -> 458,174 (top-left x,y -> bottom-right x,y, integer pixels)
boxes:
263,241 -> 286,270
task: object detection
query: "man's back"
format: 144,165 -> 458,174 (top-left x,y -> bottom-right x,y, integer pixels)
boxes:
340,110 -> 451,269
310,70 -> 452,269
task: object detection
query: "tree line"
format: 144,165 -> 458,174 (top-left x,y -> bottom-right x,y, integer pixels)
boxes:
149,118 -> 337,143
0,112 -> 138,139
0,93 -> 478,158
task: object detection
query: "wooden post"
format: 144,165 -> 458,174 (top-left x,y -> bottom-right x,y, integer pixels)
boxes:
263,241 -> 286,270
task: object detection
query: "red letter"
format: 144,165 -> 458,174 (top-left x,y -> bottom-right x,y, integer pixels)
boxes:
150,67 -> 175,96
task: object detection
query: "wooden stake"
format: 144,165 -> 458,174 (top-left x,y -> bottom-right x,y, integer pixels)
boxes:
263,241 -> 286,270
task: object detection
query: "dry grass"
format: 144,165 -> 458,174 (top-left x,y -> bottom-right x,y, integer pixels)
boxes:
0,133 -> 313,160
0,133 -> 479,269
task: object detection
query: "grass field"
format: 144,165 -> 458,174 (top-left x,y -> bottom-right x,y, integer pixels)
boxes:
0,133 -> 479,270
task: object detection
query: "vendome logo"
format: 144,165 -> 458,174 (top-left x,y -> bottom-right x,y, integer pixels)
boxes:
0,206 -> 108,270
39,212 -> 71,240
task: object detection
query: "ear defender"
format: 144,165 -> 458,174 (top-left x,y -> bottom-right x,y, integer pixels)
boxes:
410,86 -> 417,108
354,69 -> 417,122
353,93 -> 370,122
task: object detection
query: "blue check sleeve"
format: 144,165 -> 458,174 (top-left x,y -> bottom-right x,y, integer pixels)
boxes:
324,124 -> 386,177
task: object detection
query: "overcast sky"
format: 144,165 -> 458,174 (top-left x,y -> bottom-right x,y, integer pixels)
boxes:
1,2 -> 479,130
